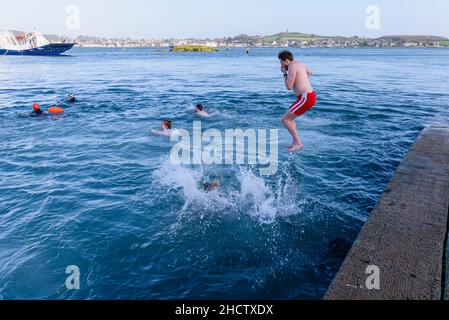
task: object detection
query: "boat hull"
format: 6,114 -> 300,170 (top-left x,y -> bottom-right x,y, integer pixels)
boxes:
0,43 -> 75,56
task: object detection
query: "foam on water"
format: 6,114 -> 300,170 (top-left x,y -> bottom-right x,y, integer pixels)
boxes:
153,159 -> 303,224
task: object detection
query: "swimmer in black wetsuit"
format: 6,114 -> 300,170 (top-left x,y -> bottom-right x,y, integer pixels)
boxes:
67,93 -> 77,103
32,104 -> 44,116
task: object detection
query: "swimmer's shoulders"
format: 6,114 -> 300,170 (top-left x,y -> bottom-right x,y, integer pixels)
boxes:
296,63 -> 309,74
295,61 -> 307,69
151,129 -> 183,137
150,129 -> 168,136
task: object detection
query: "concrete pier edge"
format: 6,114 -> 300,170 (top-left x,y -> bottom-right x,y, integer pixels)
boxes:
325,126 -> 449,300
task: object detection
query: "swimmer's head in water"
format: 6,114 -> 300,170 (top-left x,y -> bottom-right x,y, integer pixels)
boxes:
162,120 -> 173,130
67,94 -> 76,102
196,104 -> 204,112
203,180 -> 220,192
33,103 -> 41,111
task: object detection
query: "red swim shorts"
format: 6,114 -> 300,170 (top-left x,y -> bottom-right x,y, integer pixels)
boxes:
288,91 -> 317,116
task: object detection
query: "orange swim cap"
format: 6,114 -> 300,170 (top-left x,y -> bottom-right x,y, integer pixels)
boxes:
33,103 -> 40,111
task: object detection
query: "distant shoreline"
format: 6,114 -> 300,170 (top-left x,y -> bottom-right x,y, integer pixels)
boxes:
42,31 -> 449,49
75,45 -> 449,49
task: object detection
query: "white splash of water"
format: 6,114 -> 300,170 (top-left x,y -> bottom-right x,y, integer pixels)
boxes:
153,162 -> 233,217
237,166 -> 304,223
153,161 -> 204,199
238,167 -> 277,223
153,161 -> 303,223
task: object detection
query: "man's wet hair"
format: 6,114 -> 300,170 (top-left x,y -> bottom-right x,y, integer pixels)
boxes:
163,120 -> 173,129
203,180 -> 220,192
278,50 -> 294,62
196,104 -> 204,112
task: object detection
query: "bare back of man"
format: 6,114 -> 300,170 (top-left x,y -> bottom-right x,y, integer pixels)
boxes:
285,61 -> 314,97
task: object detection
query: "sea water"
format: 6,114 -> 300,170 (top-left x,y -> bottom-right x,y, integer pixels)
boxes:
0,48 -> 448,299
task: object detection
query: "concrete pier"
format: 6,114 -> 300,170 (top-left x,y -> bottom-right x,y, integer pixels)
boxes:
325,126 -> 449,300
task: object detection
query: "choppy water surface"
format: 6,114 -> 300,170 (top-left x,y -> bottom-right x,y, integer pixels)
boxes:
0,48 -> 448,299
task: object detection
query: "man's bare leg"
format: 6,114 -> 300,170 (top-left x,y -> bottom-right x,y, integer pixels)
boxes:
282,113 -> 304,152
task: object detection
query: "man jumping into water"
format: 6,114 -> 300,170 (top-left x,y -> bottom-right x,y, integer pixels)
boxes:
278,50 -> 317,153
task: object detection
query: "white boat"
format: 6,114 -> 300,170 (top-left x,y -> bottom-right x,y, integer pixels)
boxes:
0,30 -> 75,56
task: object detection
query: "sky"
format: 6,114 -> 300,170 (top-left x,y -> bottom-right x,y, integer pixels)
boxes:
1,0 -> 448,39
